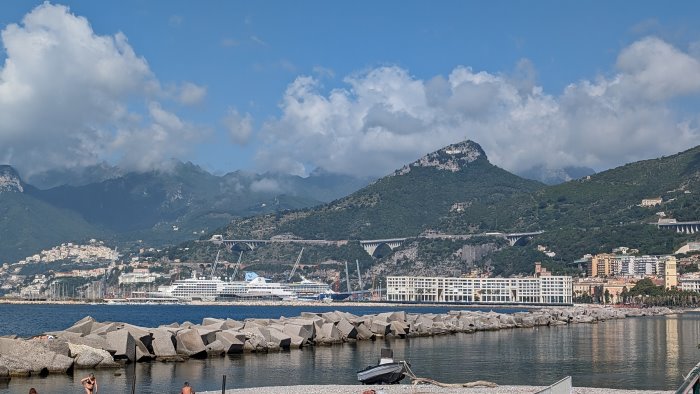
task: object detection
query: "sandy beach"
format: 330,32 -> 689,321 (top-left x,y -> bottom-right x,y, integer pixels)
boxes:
199,384 -> 674,394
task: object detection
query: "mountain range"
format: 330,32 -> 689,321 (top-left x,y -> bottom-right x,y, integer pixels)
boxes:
0,163 -> 372,262
4,139 -> 699,276
214,140 -> 700,276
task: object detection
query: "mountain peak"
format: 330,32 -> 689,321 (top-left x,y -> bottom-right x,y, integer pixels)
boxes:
393,140 -> 487,176
0,165 -> 24,193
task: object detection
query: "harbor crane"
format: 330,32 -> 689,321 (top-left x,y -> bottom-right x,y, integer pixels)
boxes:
211,250 -> 221,280
232,251 -> 243,280
288,247 -> 304,282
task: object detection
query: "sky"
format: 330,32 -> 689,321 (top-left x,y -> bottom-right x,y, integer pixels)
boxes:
1,1 -> 700,179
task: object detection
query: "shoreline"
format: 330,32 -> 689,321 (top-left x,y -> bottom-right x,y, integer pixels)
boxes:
198,384 -> 674,393
0,298 -> 681,311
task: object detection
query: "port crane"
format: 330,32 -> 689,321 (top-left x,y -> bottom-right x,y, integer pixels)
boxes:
288,247 -> 304,282
231,251 -> 243,280
211,250 -> 221,280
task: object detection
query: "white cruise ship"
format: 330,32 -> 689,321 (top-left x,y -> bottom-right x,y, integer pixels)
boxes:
157,272 -> 298,301
288,278 -> 333,299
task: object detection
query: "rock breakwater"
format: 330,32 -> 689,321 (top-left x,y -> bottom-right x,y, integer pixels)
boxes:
0,306 -> 675,379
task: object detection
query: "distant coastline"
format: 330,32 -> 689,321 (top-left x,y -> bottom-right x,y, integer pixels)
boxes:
0,298 -> 587,309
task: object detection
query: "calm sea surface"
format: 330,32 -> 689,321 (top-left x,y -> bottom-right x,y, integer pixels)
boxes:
0,304 -> 698,393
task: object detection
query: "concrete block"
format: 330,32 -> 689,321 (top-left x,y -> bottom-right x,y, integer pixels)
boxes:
151,329 -> 177,358
0,338 -> 74,374
205,339 -> 226,356
316,323 -> 342,345
215,331 -> 246,354
336,319 -> 357,339
267,327 -> 292,349
370,320 -> 391,336
354,323 -> 374,340
389,320 -> 410,337
175,329 -> 207,358
105,330 -> 135,361
65,316 -> 95,336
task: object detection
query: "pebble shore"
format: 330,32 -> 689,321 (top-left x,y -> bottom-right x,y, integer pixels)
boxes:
199,384 -> 674,394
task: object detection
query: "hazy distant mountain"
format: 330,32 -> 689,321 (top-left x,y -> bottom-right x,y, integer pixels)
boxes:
0,161 -> 373,260
24,162 -> 125,189
517,165 -> 595,185
0,166 -> 103,262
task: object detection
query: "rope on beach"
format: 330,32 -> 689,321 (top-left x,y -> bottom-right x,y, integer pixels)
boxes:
403,361 -> 498,389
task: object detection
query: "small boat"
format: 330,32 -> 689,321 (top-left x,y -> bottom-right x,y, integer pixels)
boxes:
357,348 -> 409,385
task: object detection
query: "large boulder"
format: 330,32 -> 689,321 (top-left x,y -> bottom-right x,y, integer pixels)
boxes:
0,338 -> 73,374
105,330 -> 136,362
205,340 -> 226,356
316,323 -> 342,345
267,327 -> 292,349
369,320 -> 391,336
120,324 -> 153,353
389,320 -> 410,337
215,331 -> 246,354
151,329 -> 177,359
242,332 -> 267,353
202,317 -> 225,326
224,319 -> 244,330
68,343 -> 119,369
354,323 -> 375,340
64,316 -> 95,336
175,329 -> 207,358
90,322 -> 119,336
196,327 -> 220,345
283,320 -> 314,340
64,334 -> 108,351
336,319 -> 357,340
0,354 -> 32,377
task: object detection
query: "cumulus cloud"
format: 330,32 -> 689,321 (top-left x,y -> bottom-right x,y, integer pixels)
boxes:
0,3 -> 203,176
256,36 -> 700,177
110,102 -> 203,171
178,82 -> 207,105
223,108 -> 253,144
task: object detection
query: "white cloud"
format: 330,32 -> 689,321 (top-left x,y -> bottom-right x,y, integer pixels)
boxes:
110,102 -> 203,172
255,37 -> 700,177
250,35 -> 267,46
250,178 -> 281,193
0,3 -> 203,176
223,108 -> 253,144
178,82 -> 207,105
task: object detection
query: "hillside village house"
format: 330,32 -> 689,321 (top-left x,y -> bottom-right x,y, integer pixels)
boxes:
641,197 -> 663,207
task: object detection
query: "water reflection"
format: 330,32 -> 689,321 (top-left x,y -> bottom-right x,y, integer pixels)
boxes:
3,313 -> 700,393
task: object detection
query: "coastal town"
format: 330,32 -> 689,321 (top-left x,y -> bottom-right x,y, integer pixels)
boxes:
3,234 -> 700,306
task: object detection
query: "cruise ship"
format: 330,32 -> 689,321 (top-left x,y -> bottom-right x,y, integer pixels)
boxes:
157,272 -> 304,301
287,277 -> 333,299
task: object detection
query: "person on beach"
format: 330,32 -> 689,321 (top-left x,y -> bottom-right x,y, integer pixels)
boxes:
180,381 -> 195,394
80,373 -> 97,394
28,389 -> 37,394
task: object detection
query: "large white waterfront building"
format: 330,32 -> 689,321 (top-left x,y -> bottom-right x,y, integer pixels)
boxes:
386,275 -> 573,304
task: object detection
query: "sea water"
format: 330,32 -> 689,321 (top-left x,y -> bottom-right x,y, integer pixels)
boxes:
0,304 -> 695,393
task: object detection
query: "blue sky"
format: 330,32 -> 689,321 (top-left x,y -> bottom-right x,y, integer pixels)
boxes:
1,1 -> 700,178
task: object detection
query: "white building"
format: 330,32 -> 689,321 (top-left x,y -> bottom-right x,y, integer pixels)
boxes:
118,271 -> 163,285
386,275 -> 572,304
679,274 -> 700,293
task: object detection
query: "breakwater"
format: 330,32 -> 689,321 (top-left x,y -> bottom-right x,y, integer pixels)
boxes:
0,306 -> 675,380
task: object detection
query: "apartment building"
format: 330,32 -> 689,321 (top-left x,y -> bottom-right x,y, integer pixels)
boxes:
386,275 -> 572,305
